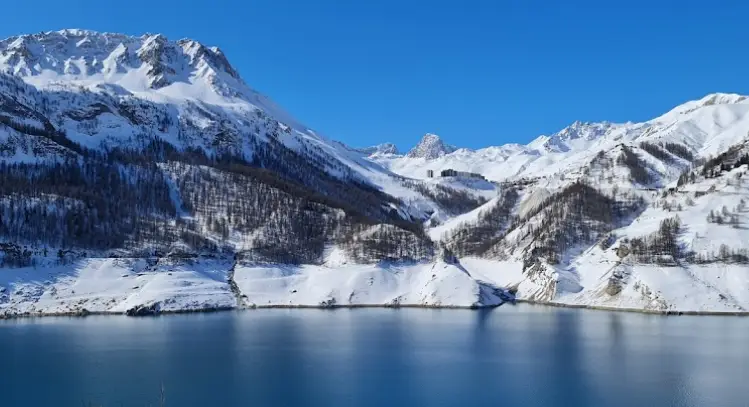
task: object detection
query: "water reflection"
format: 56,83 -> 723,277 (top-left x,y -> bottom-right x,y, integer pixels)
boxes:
1,307 -> 748,407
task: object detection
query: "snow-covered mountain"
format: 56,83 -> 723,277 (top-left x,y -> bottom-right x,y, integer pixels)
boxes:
0,30 -> 503,315
372,93 -> 749,184
3,29 -> 749,316
0,29 -> 491,219
360,92 -> 749,313
0,30 -> 492,252
405,133 -> 457,159
356,142 -> 399,156
0,29 -> 366,176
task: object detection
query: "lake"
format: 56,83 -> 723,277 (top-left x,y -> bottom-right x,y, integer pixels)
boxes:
1,305 -> 748,407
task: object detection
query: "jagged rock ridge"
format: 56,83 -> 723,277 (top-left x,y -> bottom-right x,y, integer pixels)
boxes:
406,133 -> 458,159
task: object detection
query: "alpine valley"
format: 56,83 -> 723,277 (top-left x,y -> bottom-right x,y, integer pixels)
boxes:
2,30 -> 749,316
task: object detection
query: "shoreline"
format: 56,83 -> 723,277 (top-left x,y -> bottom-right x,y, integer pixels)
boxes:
3,299 -> 749,319
0,303 -> 491,320
514,299 -> 749,316
0,306 -> 238,320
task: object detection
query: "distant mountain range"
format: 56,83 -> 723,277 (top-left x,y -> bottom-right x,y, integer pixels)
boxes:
367,94 -> 748,182
2,29 -> 749,315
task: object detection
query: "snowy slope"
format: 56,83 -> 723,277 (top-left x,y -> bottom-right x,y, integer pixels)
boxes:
356,142 -> 399,156
434,144 -> 749,313
233,260 -> 503,308
0,258 -> 236,315
3,29 -> 749,315
372,94 -> 749,183
386,94 -> 749,313
0,256 -> 510,316
0,29 -> 490,220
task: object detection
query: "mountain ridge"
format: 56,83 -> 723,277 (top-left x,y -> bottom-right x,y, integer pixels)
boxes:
0,29 -> 492,262
2,29 -> 749,315
370,92 -> 749,182
406,133 -> 458,159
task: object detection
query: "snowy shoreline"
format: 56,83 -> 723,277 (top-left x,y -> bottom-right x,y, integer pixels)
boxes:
4,301 -> 749,321
514,300 -> 749,316
4,256 -> 749,318
0,304 -> 491,320
3,30 -> 749,322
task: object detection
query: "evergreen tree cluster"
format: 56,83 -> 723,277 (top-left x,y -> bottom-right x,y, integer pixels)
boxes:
639,141 -> 674,163
689,244 -> 749,264
701,147 -> 749,178
1,98 -> 85,155
0,242 -> 36,267
626,216 -> 682,264
590,150 -> 613,170
401,179 -> 488,216
443,188 -> 519,256
0,132 -> 433,264
501,182 -> 644,265
339,224 -> 434,263
0,158 -> 176,251
172,161 -> 433,264
1,67 -> 441,265
676,169 -> 698,187
663,142 -> 695,161
706,204 -> 741,227
617,145 -> 652,185
1,70 -> 411,227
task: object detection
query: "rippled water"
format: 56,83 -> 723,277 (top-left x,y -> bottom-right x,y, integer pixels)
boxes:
2,305 -> 748,406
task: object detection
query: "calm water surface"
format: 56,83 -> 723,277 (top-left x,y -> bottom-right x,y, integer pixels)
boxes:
2,305 -> 748,407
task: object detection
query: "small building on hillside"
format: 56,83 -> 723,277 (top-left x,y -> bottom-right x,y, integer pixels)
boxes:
427,169 -> 434,178
440,169 -> 485,180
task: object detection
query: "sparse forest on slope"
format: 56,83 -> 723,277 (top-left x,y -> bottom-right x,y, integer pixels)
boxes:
443,187 -> 519,256
0,31 -> 462,271
3,29 -> 749,314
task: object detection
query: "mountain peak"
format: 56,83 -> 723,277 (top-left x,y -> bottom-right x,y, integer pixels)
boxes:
0,29 -> 242,90
406,133 -> 457,159
697,92 -> 747,107
537,121 -> 617,152
358,143 -> 399,156
555,121 -> 612,139
654,92 -> 749,122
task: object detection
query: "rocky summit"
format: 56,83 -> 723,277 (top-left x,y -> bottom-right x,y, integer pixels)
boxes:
2,30 -> 749,315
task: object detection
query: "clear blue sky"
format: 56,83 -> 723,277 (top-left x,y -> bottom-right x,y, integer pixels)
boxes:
2,1 -> 748,151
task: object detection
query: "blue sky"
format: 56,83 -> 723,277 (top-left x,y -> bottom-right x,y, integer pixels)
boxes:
2,1 -> 748,151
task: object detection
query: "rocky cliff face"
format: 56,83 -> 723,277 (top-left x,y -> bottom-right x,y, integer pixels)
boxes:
406,133 -> 457,159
